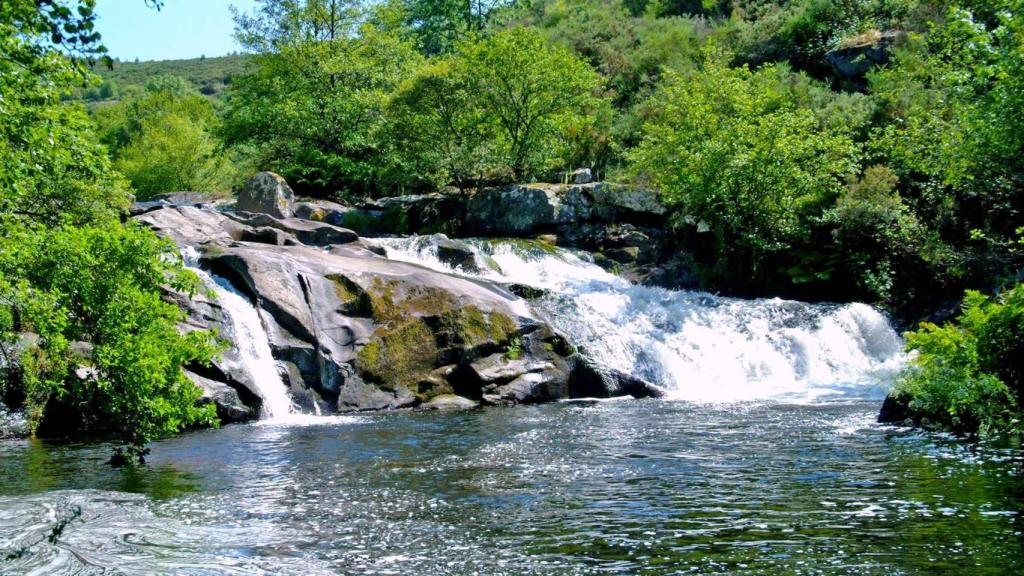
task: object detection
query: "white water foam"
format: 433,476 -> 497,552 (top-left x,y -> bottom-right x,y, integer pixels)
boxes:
181,248 -> 295,419
374,236 -> 905,403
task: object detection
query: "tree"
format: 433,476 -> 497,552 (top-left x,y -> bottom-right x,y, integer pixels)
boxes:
232,0 -> 363,51
397,0 -> 515,54
457,27 -> 605,181
223,25 -> 425,197
92,76 -> 238,198
629,52 -> 859,286
388,58 -> 498,188
1,0 -> 220,464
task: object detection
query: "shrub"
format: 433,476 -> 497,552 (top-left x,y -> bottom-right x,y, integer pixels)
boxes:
893,286 -> 1024,435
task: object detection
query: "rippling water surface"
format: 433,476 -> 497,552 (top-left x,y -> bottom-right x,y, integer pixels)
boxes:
1,400 -> 1022,575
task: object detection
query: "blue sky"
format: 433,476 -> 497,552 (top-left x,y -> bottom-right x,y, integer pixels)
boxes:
95,0 -> 259,61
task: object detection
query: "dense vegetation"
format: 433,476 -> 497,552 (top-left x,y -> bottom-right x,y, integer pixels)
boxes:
892,284 -> 1024,436
0,0 -> 221,463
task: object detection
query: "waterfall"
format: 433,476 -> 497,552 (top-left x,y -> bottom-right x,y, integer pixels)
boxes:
181,248 -> 295,419
375,237 -> 906,403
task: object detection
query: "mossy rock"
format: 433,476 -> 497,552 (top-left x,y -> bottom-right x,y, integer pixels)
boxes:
355,319 -> 439,395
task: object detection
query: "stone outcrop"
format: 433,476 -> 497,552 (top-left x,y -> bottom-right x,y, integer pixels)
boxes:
235,172 -> 295,218
134,200 -> 660,420
826,30 -> 904,80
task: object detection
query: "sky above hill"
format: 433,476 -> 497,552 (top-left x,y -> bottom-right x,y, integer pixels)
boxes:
95,0 -> 258,61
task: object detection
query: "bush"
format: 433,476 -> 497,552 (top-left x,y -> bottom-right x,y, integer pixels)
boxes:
0,224 -> 222,461
893,286 -> 1024,435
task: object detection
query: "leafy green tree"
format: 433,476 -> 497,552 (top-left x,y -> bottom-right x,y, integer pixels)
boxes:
629,52 -> 859,285
2,0 -> 220,463
225,3 -> 425,197
1,225 -> 220,462
92,76 -> 239,198
396,0 -> 514,54
114,113 -> 236,198
457,26 -> 606,181
388,57 -> 498,188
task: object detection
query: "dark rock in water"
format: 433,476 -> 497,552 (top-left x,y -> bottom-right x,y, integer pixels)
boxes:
292,199 -> 350,225
826,30 -> 903,80
336,372 -> 418,412
370,194 -> 466,235
605,246 -> 640,264
878,393 -> 912,425
188,370 -> 256,423
236,172 -> 295,218
569,357 -> 665,399
434,237 -> 479,272
506,284 -> 548,300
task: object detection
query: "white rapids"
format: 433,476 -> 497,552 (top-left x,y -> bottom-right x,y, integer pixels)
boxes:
181,248 -> 295,419
373,236 -> 906,403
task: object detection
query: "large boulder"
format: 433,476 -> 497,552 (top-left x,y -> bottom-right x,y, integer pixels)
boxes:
135,205 -> 657,415
465,182 -> 666,236
826,30 -> 904,80
236,172 -> 295,218
188,370 -> 256,423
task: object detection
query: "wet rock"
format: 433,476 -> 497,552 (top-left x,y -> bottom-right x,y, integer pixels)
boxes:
239,226 -> 292,246
336,373 -> 418,412
370,194 -> 465,235
568,358 -> 665,399
224,212 -> 358,246
605,247 -> 640,264
236,172 -> 295,218
877,393 -> 912,425
188,370 -> 256,423
292,199 -> 351,225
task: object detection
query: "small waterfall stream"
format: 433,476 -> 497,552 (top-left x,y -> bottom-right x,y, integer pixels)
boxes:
376,236 -> 905,403
181,249 -> 294,419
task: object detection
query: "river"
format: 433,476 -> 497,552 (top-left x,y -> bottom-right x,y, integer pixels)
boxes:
1,238 -> 1021,574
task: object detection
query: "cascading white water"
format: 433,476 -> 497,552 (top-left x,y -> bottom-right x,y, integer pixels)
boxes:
181,248 -> 295,419
375,236 -> 906,403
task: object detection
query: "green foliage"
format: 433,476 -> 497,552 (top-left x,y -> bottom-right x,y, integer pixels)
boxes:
222,23 -> 425,198
1,0 -> 219,463
894,286 -> 1024,435
92,76 -> 239,198
85,54 -> 251,100
455,26 -> 606,181
389,28 -> 606,187
629,52 -> 859,284
0,225 -> 220,460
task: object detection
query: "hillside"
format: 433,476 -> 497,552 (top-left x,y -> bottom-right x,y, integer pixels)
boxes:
82,53 -> 251,100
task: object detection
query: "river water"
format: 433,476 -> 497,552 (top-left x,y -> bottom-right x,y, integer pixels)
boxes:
1,401 -> 1022,575
2,238 -> 1021,574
